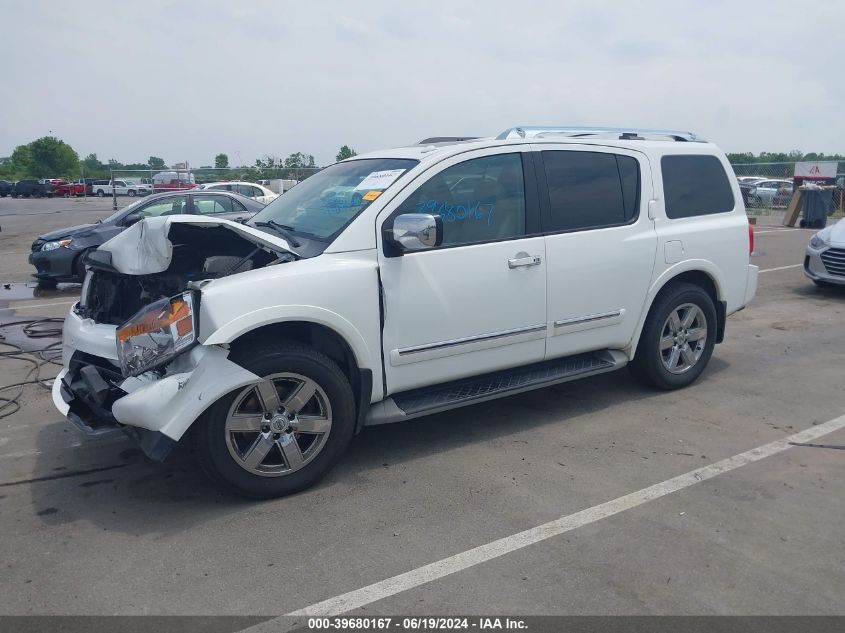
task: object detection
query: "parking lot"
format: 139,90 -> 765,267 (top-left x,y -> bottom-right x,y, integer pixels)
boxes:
0,197 -> 843,617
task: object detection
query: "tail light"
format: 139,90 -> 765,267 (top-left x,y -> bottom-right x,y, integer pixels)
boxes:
748,222 -> 754,255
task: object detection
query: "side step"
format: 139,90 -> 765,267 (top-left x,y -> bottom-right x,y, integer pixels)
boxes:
365,350 -> 627,426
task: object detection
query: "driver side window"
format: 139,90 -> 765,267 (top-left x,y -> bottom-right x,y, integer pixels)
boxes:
395,153 -> 526,247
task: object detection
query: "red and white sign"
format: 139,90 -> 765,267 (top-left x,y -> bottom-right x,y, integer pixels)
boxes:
794,161 -> 837,179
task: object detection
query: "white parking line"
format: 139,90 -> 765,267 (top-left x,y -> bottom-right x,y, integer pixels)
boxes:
0,299 -> 76,312
281,415 -> 845,617
759,264 -> 803,274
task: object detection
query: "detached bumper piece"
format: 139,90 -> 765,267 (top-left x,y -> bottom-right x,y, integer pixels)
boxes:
58,352 -> 177,462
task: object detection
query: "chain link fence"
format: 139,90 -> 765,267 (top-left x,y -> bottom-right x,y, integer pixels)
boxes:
729,161 -> 845,219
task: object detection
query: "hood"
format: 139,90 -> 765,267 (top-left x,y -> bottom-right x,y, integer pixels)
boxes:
822,219 -> 845,246
38,223 -> 99,241
97,215 -> 295,275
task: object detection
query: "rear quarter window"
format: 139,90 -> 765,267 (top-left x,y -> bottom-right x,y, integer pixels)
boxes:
661,154 -> 735,219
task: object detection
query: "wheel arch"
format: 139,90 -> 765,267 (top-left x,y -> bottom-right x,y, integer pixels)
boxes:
628,263 -> 727,360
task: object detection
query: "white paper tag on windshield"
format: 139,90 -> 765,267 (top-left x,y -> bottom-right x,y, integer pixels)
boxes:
354,169 -> 405,191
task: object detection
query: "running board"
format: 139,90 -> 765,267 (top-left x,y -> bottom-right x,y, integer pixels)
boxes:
365,350 -> 627,426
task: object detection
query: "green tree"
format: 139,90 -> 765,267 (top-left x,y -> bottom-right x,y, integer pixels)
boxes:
214,153 -> 229,169
22,136 -> 79,178
9,144 -> 33,176
82,153 -> 104,173
336,145 -> 357,161
148,156 -> 167,170
283,152 -> 316,168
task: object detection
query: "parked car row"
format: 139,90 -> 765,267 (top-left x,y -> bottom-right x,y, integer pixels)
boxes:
0,178 -> 156,198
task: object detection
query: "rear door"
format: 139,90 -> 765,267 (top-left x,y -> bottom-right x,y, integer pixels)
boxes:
189,194 -> 251,221
535,145 -> 657,359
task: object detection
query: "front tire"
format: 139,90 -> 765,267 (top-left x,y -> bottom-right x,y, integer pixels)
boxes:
629,282 -> 717,390
197,340 -> 356,498
127,189 -> 136,197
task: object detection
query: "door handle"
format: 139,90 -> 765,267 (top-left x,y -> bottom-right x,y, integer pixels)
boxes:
508,254 -> 542,269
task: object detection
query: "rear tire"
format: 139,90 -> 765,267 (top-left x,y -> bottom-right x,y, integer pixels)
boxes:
629,282 -> 717,390
96,190 -> 105,197
127,189 -> 136,197
196,340 -> 356,499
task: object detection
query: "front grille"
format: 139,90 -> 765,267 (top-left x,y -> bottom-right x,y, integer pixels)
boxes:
821,248 -> 845,277
31,239 -> 44,252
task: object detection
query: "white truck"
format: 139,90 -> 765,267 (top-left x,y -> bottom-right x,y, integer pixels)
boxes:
54,126 -> 757,499
92,179 -> 152,197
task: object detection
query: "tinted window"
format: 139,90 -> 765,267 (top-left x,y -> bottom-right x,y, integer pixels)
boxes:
139,195 -> 188,217
542,151 -> 640,232
661,155 -> 734,218
395,153 -> 526,247
237,184 -> 255,197
192,195 -> 234,214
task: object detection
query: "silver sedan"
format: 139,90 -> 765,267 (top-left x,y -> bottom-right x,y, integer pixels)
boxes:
805,219 -> 845,287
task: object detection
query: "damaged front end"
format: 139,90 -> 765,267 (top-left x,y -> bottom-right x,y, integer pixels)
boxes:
54,216 -> 296,461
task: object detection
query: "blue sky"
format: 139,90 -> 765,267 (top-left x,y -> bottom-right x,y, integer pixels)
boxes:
2,0 -> 843,166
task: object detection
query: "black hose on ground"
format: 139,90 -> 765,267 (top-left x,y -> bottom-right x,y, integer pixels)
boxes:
0,317 -> 64,419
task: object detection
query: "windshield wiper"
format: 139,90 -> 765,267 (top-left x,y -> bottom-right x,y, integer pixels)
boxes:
252,220 -> 301,247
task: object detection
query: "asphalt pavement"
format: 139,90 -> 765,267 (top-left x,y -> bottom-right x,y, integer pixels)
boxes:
0,197 -> 842,617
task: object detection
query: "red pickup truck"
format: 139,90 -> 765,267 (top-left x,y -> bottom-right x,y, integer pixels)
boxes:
53,181 -> 90,197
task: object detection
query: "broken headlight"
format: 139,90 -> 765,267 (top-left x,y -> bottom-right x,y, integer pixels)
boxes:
116,291 -> 198,377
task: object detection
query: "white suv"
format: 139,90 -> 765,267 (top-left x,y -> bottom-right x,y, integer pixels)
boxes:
54,126 -> 758,498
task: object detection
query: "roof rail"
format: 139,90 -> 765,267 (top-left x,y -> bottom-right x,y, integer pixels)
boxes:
496,126 -> 702,142
418,136 -> 481,144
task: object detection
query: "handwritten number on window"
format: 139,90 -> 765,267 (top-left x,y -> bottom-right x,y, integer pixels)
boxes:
415,199 -> 495,226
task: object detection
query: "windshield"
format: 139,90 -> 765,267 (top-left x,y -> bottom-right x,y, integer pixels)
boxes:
248,158 -> 418,241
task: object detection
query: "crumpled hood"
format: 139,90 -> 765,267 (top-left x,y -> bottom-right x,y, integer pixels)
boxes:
38,223 -> 98,241
97,215 -> 294,275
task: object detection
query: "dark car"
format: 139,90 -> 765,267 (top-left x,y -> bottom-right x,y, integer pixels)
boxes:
12,179 -> 54,198
29,190 -> 264,285
0,180 -> 12,197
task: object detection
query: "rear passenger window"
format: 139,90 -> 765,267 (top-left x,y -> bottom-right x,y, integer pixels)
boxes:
541,151 -> 640,232
661,155 -> 734,218
397,153 -> 527,247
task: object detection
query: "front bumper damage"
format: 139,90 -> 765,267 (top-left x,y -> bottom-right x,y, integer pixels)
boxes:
54,308 -> 262,461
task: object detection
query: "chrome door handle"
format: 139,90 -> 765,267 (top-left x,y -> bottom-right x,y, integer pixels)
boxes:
508,254 -> 542,268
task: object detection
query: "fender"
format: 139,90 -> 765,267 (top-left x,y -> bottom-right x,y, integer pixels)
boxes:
625,259 -> 725,359
202,304 -> 378,387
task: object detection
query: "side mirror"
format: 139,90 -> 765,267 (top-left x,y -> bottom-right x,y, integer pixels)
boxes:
122,211 -> 143,226
384,213 -> 443,255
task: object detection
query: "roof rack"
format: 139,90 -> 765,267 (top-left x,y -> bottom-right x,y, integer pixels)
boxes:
417,136 -> 481,144
496,126 -> 702,142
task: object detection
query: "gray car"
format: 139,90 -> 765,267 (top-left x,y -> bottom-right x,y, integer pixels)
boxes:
29,190 -> 264,285
804,218 -> 845,287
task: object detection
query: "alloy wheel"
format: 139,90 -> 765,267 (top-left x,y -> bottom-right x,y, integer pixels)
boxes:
659,303 -> 707,374
224,372 -> 332,477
